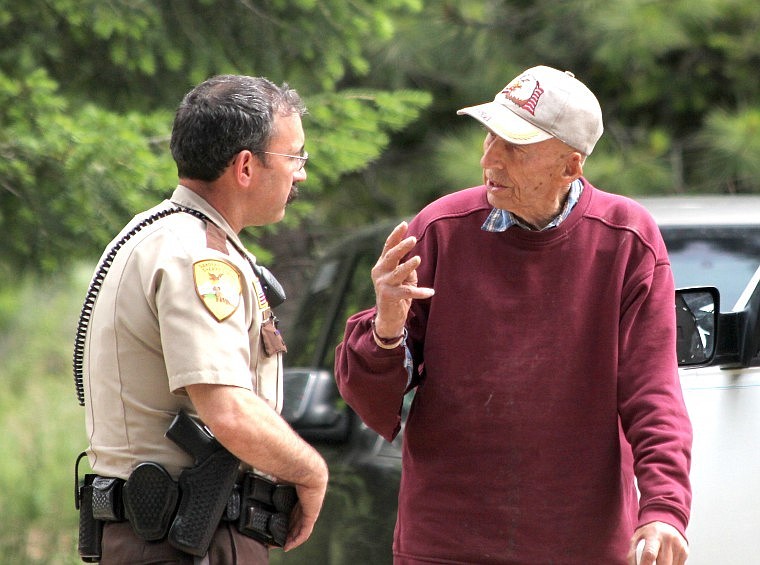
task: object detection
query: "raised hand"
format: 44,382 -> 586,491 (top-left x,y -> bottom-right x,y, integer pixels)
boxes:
371,221 -> 435,338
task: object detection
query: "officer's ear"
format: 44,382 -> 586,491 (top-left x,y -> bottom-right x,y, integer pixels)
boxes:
231,149 -> 258,186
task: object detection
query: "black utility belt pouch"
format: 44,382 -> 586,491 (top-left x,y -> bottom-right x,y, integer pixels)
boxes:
76,473 -> 103,563
233,473 -> 298,547
75,452 -> 114,563
123,462 -> 179,541
74,458 -> 181,562
91,476 -> 125,521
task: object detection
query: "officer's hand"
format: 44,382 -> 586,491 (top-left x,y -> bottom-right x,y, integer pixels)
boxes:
627,521 -> 688,565
371,221 -> 434,338
283,476 -> 328,551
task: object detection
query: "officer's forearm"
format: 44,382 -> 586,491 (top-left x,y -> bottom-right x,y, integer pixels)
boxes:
186,383 -> 328,490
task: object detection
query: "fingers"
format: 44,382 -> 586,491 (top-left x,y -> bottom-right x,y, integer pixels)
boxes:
284,479 -> 328,551
372,223 -> 434,297
373,253 -> 434,311
375,223 -> 418,275
627,522 -> 688,565
371,223 -> 434,336
284,497 -> 322,551
633,538 -> 660,565
628,537 -> 658,565
283,503 -> 311,551
381,221 -> 411,255
381,254 -> 420,290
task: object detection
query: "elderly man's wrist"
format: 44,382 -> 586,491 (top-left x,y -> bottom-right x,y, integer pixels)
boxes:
371,315 -> 406,349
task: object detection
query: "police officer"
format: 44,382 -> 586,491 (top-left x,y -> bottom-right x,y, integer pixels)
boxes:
79,75 -> 328,563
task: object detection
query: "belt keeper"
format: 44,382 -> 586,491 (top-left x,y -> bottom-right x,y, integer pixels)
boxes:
371,316 -> 407,349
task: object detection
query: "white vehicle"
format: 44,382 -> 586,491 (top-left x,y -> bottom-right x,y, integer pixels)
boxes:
643,195 -> 760,564
279,195 -> 760,564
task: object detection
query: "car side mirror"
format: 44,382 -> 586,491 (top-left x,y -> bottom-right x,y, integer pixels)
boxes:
282,368 -> 350,443
676,287 -> 718,367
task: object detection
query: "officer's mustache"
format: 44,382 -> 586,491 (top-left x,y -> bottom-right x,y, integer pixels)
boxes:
286,184 -> 299,204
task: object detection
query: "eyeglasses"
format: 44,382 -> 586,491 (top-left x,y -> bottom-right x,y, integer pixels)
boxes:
260,150 -> 309,170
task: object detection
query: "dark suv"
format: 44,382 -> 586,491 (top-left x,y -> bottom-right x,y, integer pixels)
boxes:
273,196 -> 760,565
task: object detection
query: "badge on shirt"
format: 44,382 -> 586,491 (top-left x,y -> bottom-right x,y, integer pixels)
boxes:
193,259 -> 242,322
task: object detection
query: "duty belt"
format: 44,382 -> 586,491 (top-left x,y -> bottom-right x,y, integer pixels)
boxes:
75,412 -> 297,562
112,469 -> 292,541
77,466 -> 296,558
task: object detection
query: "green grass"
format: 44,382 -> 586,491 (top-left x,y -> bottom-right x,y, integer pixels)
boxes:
0,266 -> 92,563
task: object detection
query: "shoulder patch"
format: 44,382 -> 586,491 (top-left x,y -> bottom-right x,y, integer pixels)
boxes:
193,259 -> 242,322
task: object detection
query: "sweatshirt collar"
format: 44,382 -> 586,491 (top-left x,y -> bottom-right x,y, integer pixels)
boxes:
481,179 -> 583,233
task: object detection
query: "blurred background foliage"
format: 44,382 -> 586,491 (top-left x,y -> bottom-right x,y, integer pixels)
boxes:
2,0 -> 760,560
2,0 -> 760,278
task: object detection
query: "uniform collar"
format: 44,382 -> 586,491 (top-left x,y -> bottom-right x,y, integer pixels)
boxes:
170,184 -> 251,257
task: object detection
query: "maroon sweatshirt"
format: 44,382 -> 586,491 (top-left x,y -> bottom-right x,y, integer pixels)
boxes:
335,181 -> 692,564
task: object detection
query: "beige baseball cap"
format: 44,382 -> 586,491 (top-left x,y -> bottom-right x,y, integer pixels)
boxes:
457,65 -> 603,155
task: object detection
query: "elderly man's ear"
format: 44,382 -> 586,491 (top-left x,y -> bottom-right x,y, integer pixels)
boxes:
564,151 -> 585,181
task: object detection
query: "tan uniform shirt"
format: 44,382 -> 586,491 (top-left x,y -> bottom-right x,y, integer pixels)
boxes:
84,185 -> 283,480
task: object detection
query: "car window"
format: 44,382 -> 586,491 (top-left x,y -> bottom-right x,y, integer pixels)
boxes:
285,258 -> 343,368
662,226 -> 760,310
287,242 -> 380,370
320,251 -> 378,370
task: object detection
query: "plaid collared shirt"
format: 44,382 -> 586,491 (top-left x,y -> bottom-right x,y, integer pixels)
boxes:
481,179 -> 583,232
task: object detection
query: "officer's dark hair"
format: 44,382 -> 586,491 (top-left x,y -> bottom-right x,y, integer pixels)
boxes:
170,75 -> 306,182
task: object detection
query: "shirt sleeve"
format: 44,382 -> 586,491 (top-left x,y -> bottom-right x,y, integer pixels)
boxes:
618,254 -> 693,536
334,308 -> 410,442
142,230 -> 255,394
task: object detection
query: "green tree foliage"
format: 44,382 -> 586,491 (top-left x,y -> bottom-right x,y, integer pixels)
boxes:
339,0 -> 760,221
3,0 -> 760,275
0,68 -> 175,274
580,0 -> 760,194
0,0 -> 430,275
0,269 -> 89,562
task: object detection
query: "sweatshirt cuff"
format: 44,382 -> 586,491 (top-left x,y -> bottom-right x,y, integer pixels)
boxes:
638,505 -> 689,541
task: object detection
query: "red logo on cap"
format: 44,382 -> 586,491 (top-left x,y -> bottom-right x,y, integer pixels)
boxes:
502,74 -> 544,116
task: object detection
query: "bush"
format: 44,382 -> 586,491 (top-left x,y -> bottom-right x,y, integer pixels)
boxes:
0,265 -> 92,563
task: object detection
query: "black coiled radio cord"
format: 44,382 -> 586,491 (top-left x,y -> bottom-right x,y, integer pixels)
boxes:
72,208 -> 204,406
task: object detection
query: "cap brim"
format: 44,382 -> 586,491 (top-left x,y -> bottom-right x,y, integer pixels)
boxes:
457,102 -> 553,145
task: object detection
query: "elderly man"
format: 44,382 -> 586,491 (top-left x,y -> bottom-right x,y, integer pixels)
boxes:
335,65 -> 691,565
